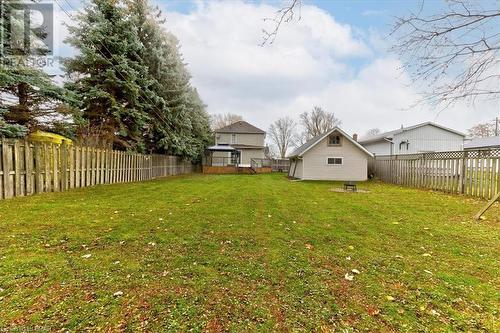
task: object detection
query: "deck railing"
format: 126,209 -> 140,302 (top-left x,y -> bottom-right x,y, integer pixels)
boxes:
202,156 -> 239,167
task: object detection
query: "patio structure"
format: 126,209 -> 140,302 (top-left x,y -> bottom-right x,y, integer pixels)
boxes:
202,144 -> 272,174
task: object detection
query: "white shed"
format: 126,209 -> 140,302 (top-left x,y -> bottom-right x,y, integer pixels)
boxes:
288,127 -> 373,181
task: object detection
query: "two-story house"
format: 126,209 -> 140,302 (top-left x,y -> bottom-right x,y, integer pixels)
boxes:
211,121 -> 266,167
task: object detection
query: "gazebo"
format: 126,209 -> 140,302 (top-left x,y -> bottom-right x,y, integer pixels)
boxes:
203,144 -> 241,167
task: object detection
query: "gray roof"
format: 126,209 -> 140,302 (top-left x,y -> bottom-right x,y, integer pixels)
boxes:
289,132 -> 325,157
358,122 -> 466,144
216,121 -> 265,134
288,127 -> 373,158
464,136 -> 500,149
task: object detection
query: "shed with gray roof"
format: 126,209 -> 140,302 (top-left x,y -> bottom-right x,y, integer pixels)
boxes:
288,127 -> 373,181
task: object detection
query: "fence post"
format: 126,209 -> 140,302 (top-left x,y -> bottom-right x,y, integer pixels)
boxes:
14,140 -> 22,196
460,151 -> 467,194
24,140 -> 33,195
61,142 -> 68,191
2,139 -> 12,198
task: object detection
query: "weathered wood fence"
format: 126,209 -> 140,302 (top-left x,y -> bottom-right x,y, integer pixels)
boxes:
271,158 -> 290,172
369,149 -> 500,199
0,139 -> 197,200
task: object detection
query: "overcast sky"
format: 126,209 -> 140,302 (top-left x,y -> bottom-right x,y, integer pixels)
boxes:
53,0 -> 500,136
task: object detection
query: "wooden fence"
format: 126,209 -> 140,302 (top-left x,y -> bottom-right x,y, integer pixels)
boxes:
271,158 -> 290,172
369,149 -> 500,199
0,139 -> 197,200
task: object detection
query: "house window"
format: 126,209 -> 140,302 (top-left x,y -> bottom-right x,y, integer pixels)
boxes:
231,133 -> 237,144
327,157 -> 343,165
328,134 -> 341,146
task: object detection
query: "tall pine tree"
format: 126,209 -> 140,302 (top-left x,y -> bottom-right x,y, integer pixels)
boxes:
63,0 -> 155,151
0,1 -> 75,138
129,0 -> 211,158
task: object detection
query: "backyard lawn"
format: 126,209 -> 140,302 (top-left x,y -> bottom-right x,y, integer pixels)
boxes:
0,173 -> 499,332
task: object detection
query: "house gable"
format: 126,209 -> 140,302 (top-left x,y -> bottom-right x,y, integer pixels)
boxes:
290,127 -> 373,158
301,130 -> 369,181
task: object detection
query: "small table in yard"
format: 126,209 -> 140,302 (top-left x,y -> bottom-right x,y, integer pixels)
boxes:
344,181 -> 357,192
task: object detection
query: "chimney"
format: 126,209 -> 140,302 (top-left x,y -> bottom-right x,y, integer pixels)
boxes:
353,133 -> 358,141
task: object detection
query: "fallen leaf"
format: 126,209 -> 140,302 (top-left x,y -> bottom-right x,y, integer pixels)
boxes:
386,296 -> 395,301
305,243 -> 313,250
423,270 -> 433,275
345,256 -> 351,261
351,269 -> 361,274
348,245 -> 354,250
113,291 -> 123,297
82,254 -> 92,259
422,253 -> 432,257
344,273 -> 354,281
367,307 -> 380,316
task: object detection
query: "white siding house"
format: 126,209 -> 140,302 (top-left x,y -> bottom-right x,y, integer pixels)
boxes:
359,122 -> 465,155
213,121 -> 266,167
288,127 -> 373,181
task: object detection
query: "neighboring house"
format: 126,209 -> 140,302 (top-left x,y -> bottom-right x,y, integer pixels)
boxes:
359,122 -> 465,155
288,127 -> 373,181
464,136 -> 500,150
212,121 -> 266,167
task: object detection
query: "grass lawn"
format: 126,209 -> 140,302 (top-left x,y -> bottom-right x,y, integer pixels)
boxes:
0,173 -> 499,332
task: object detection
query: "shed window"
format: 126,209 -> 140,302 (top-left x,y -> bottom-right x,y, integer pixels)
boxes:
327,157 -> 343,165
328,134 -> 341,146
231,133 -> 237,144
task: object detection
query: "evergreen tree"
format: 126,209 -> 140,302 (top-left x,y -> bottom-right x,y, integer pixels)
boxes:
129,0 -> 211,158
63,0 -> 155,151
0,1 -> 75,138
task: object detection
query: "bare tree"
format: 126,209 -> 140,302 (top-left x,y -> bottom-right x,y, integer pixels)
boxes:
366,128 -> 381,137
468,119 -> 498,137
300,106 -> 341,139
268,116 -> 297,158
261,0 -> 301,46
391,1 -> 500,108
210,113 -> 243,130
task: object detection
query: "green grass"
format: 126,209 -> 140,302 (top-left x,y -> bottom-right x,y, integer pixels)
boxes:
0,173 -> 499,332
